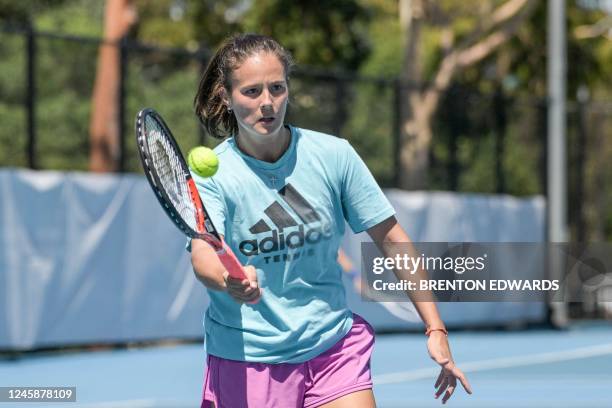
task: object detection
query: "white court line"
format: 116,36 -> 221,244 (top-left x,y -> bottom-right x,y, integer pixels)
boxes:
374,342 -> 612,385
78,400 -> 157,408
78,399 -> 191,408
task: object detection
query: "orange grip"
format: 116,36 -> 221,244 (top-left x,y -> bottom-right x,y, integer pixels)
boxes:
216,242 -> 247,280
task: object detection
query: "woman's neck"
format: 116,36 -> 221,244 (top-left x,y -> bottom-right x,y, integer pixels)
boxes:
236,126 -> 291,163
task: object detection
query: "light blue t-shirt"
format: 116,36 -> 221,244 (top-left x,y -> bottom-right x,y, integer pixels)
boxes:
190,126 -> 395,363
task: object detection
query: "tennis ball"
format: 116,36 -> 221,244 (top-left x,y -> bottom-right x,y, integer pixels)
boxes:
188,146 -> 219,178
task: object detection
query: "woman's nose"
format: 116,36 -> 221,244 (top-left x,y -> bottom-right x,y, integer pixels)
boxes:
260,89 -> 273,108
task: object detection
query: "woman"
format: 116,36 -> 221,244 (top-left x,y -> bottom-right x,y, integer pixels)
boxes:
190,33 -> 471,408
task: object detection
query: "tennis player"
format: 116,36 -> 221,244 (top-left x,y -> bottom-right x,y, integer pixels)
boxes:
190,33 -> 472,407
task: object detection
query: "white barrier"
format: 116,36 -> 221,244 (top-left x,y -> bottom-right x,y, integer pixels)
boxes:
0,170 -> 545,350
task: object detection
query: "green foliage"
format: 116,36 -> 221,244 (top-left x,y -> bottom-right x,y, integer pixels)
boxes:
358,1 -> 402,77
131,0 -> 372,70
0,33 -> 25,103
0,103 -> 26,167
0,0 -> 610,236
133,0 -> 198,48
123,54 -> 209,172
0,33 -> 27,166
498,101 -> 543,196
187,0 -> 243,48
0,0 -> 68,24
343,80 -> 395,186
240,0 -> 371,70
37,90 -> 91,170
35,34 -> 98,169
34,0 -> 103,36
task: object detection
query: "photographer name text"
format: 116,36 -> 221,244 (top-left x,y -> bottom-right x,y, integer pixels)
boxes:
371,279 -> 560,291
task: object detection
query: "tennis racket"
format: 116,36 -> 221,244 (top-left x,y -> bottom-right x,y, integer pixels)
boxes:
135,108 -> 247,280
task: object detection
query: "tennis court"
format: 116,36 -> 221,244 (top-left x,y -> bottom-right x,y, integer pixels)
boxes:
2,2 -> 612,408
2,321 -> 611,407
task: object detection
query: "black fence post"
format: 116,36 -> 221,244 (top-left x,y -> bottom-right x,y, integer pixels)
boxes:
574,92 -> 588,242
117,36 -> 128,172
538,99 -> 548,197
26,24 -> 37,169
446,86 -> 458,191
494,87 -> 507,194
334,78 -> 347,137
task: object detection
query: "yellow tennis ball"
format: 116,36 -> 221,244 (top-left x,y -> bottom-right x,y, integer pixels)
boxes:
188,146 -> 219,178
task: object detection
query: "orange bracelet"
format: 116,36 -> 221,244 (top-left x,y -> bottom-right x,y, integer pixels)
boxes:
425,327 -> 448,337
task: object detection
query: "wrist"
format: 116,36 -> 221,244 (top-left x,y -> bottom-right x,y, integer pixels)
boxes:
425,327 -> 448,337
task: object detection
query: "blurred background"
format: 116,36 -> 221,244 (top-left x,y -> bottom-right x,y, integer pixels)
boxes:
1,0 -> 611,407
1,0 -> 611,236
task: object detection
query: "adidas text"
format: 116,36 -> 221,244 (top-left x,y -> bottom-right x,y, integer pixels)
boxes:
239,224 -> 332,256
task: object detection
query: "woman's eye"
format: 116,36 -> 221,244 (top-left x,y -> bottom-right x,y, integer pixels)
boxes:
244,88 -> 259,96
271,84 -> 285,92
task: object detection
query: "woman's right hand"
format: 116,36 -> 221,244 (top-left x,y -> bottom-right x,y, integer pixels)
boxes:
223,265 -> 262,304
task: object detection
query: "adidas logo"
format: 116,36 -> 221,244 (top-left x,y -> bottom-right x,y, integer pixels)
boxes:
239,184 -> 333,259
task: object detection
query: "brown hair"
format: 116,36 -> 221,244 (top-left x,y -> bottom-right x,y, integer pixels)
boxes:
194,34 -> 294,139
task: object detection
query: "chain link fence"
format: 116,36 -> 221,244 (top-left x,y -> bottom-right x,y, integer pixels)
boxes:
1,26 -> 611,242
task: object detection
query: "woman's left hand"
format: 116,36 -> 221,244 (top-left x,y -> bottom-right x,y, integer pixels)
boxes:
427,332 -> 473,404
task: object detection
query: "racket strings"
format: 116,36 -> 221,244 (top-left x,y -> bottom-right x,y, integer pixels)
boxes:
145,116 -> 198,231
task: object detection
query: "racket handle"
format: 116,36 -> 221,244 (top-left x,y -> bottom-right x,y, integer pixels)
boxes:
217,240 -> 262,304
217,242 -> 248,280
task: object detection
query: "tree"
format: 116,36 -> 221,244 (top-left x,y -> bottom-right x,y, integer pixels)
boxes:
0,0 -> 67,24
397,0 -> 538,189
52,0 -> 375,172
130,0 -> 372,71
239,0 -> 371,71
89,0 -> 137,172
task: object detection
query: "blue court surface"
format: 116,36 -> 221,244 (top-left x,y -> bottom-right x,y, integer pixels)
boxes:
1,321 -> 611,408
